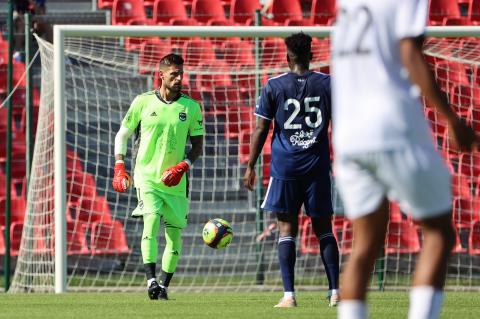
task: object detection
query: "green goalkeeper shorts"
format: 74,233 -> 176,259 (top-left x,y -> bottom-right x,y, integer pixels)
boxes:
132,187 -> 189,229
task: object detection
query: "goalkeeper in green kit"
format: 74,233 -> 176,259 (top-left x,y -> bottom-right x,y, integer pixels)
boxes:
112,53 -> 204,300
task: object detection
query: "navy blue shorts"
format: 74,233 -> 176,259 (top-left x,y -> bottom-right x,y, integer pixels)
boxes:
261,174 -> 333,217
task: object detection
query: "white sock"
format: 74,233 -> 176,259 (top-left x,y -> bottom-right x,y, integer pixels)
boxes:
408,286 -> 444,319
284,291 -> 295,298
338,300 -> 367,319
147,278 -> 156,287
330,289 -> 340,296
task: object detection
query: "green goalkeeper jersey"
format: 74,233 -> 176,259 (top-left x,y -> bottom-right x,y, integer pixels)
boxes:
122,90 -> 204,197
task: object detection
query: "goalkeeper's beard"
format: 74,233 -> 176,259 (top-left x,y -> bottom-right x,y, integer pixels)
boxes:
168,83 -> 182,93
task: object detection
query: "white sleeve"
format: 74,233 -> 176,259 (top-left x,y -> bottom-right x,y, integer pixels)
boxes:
114,125 -> 134,156
395,0 -> 428,40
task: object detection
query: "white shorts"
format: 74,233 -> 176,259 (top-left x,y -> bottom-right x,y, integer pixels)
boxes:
334,143 -> 452,220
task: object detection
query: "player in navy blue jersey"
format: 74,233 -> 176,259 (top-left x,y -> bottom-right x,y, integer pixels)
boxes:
243,32 -> 340,308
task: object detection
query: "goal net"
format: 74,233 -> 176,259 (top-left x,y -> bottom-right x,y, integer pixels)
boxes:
9,26 -> 480,293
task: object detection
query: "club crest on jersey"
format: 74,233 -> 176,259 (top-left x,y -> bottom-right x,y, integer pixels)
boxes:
179,112 -> 187,121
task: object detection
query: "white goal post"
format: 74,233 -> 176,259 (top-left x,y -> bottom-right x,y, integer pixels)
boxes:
10,25 -> 480,293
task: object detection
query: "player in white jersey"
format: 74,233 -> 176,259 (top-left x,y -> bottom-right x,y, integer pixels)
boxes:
331,1 -> 478,319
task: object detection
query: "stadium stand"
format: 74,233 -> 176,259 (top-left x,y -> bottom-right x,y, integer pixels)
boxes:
2,0 -> 480,278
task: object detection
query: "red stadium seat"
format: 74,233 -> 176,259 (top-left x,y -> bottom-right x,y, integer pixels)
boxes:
213,85 -> 242,109
90,220 -> 130,254
450,85 -> 480,117
0,106 -> 24,132
222,41 -> 255,66
221,41 -> 255,91
238,129 -> 251,164
7,222 -> 49,256
10,87 -> 41,108
311,38 -> 331,62
0,62 -> 26,94
66,149 -> 84,175
262,152 -> 271,186
0,41 -> 8,65
66,172 -> 98,206
72,196 -> 113,226
238,129 -> 271,164
470,0 -> 480,24
451,172 -> 472,199
0,173 -> 22,199
261,38 -> 288,69
51,222 -> 91,255
191,0 -> 230,25
0,129 -> 26,159
9,222 -> 23,256
458,153 -> 480,181
468,220 -> 480,254
229,0 -> 261,25
268,0 -> 305,25
429,0 -> 462,25
224,107 -> 254,139
196,62 -> 232,92
182,0 -> 194,9
442,17 -> 472,25
138,38 -> 171,73
0,197 -> 27,226
332,215 -> 345,240
452,197 -> 480,229
0,198 -> 27,255
452,226 -> 467,253
385,220 -> 420,254
183,39 -> 216,67
434,61 -> 469,94
152,0 -> 194,25
111,0 -> 150,25
311,0 -> 336,26
425,108 -> 447,142
180,85 -> 202,102
299,216 -> 319,254
389,202 -> 404,222
468,107 -> 480,132
340,220 -> 353,254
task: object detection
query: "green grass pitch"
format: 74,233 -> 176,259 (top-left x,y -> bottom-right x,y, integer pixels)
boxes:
0,291 -> 479,319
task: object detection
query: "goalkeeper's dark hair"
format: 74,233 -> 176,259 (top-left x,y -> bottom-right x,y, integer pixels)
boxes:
284,32 -> 312,67
159,53 -> 184,68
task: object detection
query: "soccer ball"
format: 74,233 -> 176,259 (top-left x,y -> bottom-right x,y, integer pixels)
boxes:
202,218 -> 233,249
